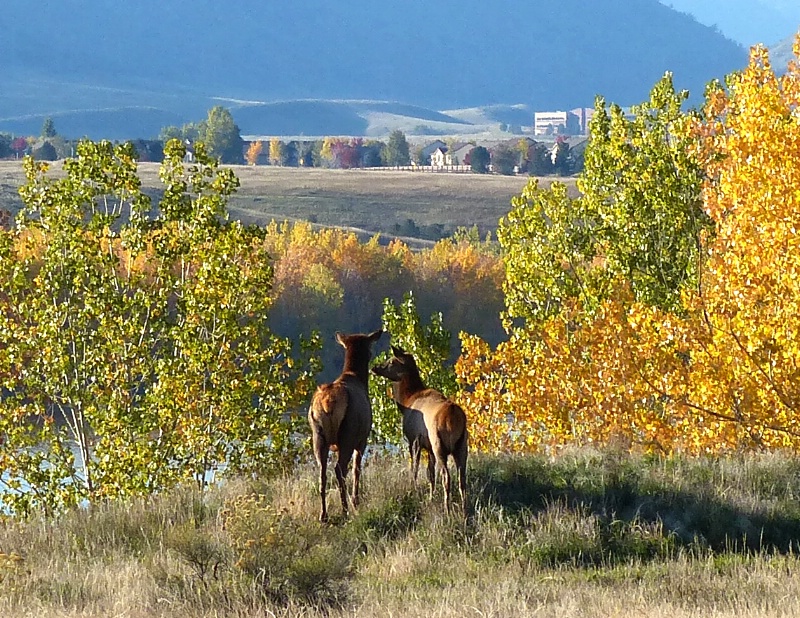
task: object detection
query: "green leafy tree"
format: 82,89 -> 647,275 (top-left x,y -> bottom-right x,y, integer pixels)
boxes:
298,141 -> 315,167
31,140 -> 57,161
491,143 -> 517,175
552,138 -> 571,176
370,292 -> 455,446
159,124 -> 200,143
579,74 -> 709,312
283,141 -> 298,166
528,142 -> 553,176
199,106 -> 243,164
41,117 -> 57,138
361,140 -> 384,167
500,73 -> 709,326
160,125 -> 183,142
470,146 -> 490,173
413,146 -> 429,166
382,130 -> 411,166
0,139 -> 319,516
181,123 -> 202,143
0,133 -> 11,158
499,180 -> 589,325
311,140 -> 325,167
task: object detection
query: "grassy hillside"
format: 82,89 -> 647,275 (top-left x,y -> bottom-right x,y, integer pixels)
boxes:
3,449 -> 800,617
1,0 -> 747,139
0,96 -> 528,142
0,161 -> 573,242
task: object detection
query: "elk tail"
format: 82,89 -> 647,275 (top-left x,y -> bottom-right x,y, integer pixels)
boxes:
309,382 -> 349,451
440,402 -> 468,453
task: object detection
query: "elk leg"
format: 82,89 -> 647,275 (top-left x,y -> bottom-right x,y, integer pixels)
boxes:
435,448 -> 451,510
454,438 -> 468,515
410,440 -> 421,485
312,432 -> 329,523
352,449 -> 364,507
426,450 -> 436,494
334,447 -> 353,517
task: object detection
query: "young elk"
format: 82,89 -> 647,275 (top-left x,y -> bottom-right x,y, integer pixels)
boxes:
308,329 -> 384,523
372,345 -> 468,511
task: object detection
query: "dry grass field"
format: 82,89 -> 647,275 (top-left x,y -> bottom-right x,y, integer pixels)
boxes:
3,450 -> 800,618
0,160 -> 579,241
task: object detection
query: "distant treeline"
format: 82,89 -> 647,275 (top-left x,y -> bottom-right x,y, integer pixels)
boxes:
0,109 -> 584,177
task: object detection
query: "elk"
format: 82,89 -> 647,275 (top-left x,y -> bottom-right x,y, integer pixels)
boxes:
308,329 -> 384,522
372,345 -> 468,511
397,397 -> 435,490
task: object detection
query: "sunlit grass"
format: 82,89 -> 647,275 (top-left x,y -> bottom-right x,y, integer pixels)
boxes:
2,449 -> 800,617
0,160 -> 576,243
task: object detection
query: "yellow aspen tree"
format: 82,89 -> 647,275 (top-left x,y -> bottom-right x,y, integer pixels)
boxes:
269,137 -> 285,166
246,140 -> 263,165
674,39 -> 800,450
458,75 -> 707,454
320,137 -> 336,167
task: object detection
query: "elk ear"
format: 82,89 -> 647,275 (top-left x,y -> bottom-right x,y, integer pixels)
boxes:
368,329 -> 384,343
335,332 -> 347,347
391,344 -> 405,357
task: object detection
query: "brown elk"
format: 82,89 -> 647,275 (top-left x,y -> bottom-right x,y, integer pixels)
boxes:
398,397 -> 435,490
308,329 -> 384,522
372,345 -> 468,511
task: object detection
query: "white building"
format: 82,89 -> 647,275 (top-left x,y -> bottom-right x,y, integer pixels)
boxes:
534,111 -> 580,136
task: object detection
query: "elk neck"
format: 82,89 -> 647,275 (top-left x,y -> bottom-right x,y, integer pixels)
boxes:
342,345 -> 372,387
395,367 -> 427,402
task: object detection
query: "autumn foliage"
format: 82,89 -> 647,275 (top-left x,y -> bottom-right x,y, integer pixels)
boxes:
3,41 -> 800,517
246,140 -> 263,165
260,222 -> 504,379
457,39 -> 800,455
0,141 -> 321,515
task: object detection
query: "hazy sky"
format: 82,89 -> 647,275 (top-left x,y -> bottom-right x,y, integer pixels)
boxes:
661,0 -> 800,46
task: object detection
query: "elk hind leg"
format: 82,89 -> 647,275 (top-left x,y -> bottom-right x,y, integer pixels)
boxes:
352,448 -> 365,508
435,446 -> 452,510
334,446 -> 354,517
410,439 -> 422,485
425,449 -> 436,494
453,434 -> 468,515
312,432 -> 329,523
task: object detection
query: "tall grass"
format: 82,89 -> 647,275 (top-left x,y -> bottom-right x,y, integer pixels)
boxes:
2,449 -> 800,617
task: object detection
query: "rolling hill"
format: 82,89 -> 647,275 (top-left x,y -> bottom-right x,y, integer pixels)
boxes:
1,0 -> 749,139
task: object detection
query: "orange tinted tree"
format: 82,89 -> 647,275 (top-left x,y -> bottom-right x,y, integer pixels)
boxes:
669,40 -> 800,450
457,75 -> 710,453
246,140 -> 263,165
459,43 -> 800,454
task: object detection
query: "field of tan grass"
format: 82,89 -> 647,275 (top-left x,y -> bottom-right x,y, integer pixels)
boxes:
2,450 -> 800,618
0,160 -> 578,241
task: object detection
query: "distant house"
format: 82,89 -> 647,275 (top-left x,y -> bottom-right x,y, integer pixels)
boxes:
418,139 -> 447,162
430,147 -> 451,167
428,142 -> 475,167
547,136 -> 590,174
567,136 -> 589,157
449,143 -> 475,165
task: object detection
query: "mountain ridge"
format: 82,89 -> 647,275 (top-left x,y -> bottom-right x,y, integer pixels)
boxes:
658,0 -> 800,46
1,1 -> 749,139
